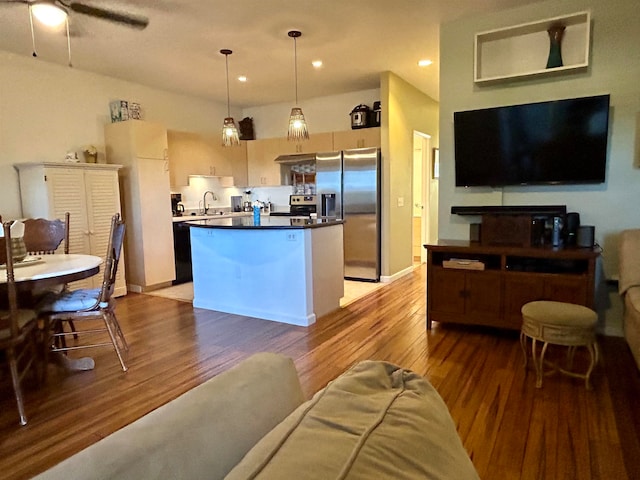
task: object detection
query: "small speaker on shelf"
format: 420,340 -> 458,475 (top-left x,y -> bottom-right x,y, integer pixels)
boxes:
565,212 -> 580,246
577,225 -> 595,248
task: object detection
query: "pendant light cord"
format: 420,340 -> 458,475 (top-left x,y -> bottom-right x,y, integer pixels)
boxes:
225,53 -> 231,117
66,16 -> 72,67
28,7 -> 37,57
293,36 -> 298,105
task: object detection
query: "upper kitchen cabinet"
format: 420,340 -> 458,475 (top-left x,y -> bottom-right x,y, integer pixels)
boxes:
246,132 -> 333,186
105,119 -> 168,160
105,120 -> 175,292
247,137 -> 282,186
295,132 -> 333,154
167,130 -> 247,187
224,141 -> 248,187
15,162 -> 126,297
332,127 -> 381,150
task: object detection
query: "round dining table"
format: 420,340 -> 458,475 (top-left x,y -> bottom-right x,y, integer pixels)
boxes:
0,254 -> 102,292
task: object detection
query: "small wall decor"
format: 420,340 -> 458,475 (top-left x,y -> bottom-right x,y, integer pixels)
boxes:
109,100 -> 142,122
546,23 -> 566,69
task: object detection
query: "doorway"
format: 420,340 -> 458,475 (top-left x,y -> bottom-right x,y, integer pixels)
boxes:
412,131 -> 437,264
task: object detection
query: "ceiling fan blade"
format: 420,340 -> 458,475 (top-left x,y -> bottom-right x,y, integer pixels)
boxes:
68,2 -> 149,29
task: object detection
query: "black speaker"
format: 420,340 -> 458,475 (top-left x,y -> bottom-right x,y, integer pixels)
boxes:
565,212 -> 580,246
577,225 -> 595,248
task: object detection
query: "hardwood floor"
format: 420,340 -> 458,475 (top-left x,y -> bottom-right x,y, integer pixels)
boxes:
1,265 -> 639,479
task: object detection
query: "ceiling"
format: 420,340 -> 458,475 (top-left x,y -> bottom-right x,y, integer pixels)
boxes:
0,0 -> 540,108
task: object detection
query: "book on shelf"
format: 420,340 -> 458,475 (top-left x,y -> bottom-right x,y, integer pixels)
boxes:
443,258 -> 485,270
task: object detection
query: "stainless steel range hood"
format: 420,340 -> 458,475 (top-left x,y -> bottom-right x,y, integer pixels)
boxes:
274,153 -> 317,164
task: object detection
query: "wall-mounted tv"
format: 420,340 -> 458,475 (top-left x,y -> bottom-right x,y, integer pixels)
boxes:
454,94 -> 610,187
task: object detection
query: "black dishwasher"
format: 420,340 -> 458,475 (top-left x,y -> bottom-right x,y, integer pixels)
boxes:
172,221 -> 192,284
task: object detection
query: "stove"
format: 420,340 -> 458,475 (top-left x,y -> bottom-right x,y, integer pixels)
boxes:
270,194 -> 317,216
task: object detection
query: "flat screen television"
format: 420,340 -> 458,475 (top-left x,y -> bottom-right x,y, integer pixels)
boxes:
454,94 -> 610,187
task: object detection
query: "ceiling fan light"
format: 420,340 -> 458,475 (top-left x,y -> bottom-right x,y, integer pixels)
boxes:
31,3 -> 68,27
222,117 -> 240,146
287,107 -> 309,141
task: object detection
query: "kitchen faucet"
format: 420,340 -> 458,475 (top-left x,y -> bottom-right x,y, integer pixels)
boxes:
203,190 -> 217,214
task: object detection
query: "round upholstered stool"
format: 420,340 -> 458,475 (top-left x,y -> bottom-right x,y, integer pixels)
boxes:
520,301 -> 599,389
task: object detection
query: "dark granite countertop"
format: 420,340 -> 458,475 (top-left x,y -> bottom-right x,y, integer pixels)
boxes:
187,215 -> 344,229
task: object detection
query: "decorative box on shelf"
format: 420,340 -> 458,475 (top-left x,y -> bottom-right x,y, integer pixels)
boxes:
442,259 -> 485,271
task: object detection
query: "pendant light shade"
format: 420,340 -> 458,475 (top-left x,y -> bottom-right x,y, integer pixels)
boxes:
287,30 -> 309,141
220,49 -> 240,147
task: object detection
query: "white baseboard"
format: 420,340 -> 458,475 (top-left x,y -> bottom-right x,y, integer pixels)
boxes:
380,264 -> 418,283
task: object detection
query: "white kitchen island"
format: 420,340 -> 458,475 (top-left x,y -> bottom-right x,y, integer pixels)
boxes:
189,216 -> 344,326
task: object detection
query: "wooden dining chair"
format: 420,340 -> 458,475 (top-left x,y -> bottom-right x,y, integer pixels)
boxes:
22,212 -> 77,344
22,212 -> 70,255
0,221 -> 40,426
39,214 -> 129,371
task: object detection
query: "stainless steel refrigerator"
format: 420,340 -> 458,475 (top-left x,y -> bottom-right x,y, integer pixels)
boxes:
316,147 -> 381,281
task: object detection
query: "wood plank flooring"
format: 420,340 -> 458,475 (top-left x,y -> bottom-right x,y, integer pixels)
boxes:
1,265 -> 639,479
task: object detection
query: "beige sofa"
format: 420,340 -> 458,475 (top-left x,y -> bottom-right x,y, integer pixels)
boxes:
620,229 -> 640,369
35,352 -> 478,479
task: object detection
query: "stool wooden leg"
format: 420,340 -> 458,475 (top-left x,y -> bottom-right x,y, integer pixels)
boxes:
538,341 -> 550,388
520,331 -> 528,368
584,341 -> 598,390
566,345 -> 576,371
531,339 -> 545,388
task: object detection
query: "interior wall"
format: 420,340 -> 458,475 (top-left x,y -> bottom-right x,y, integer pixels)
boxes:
241,89 -> 380,139
0,51 -> 232,219
381,72 -> 439,278
439,0 -> 640,278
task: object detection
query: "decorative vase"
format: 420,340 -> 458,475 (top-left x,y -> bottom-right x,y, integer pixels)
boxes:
546,24 -> 566,69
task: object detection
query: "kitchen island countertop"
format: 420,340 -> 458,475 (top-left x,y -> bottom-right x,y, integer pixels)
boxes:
187,216 -> 344,229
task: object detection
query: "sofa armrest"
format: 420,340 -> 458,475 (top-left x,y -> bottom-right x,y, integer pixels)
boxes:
619,229 -> 640,295
35,352 -> 305,480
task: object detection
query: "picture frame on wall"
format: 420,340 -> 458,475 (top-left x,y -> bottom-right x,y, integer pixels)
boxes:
432,148 -> 440,179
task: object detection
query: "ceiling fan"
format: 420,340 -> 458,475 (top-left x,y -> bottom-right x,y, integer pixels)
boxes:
1,0 -> 149,66
0,0 -> 149,29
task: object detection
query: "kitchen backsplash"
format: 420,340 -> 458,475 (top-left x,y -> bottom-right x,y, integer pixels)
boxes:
172,177 -> 293,214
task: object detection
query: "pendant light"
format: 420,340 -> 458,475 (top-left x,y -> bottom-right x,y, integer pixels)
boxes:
220,49 -> 240,147
287,30 -> 309,141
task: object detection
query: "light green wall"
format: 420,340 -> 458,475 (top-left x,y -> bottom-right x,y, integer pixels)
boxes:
439,0 -> 640,279
381,72 -> 439,277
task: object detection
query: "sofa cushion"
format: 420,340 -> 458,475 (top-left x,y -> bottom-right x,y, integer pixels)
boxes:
226,360 -> 479,480
34,352 -> 305,480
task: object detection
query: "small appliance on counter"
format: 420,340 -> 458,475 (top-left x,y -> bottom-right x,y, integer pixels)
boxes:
171,193 -> 183,216
231,196 -> 242,212
371,101 -> 381,127
350,104 -> 370,129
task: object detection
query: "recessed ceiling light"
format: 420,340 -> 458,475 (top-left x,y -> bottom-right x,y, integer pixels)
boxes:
237,75 -> 247,82
418,59 -> 433,67
312,60 -> 323,68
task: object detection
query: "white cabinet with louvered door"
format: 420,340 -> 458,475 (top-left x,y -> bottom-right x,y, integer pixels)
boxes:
14,162 -> 126,297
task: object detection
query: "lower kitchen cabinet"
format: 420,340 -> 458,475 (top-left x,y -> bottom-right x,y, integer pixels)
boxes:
15,162 -> 127,296
425,240 -> 599,330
